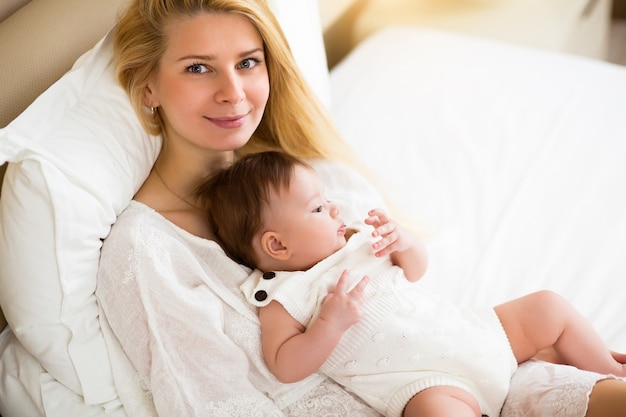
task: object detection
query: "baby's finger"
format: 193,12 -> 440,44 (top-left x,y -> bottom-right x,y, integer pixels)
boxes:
368,208 -> 389,220
364,215 -> 380,229
364,208 -> 387,227
373,233 -> 401,257
349,275 -> 369,298
372,221 -> 396,239
373,227 -> 398,249
334,269 -> 351,294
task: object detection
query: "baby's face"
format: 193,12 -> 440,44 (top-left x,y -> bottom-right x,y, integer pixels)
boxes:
264,165 -> 347,270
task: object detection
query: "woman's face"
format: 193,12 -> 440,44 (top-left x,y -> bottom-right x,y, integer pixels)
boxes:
146,12 -> 269,153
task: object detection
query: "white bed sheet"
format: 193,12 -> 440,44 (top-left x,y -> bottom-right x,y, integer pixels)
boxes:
0,326 -> 124,417
2,25 -> 626,417
330,26 -> 626,351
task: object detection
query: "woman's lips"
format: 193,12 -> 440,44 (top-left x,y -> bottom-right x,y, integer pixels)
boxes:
207,114 -> 247,129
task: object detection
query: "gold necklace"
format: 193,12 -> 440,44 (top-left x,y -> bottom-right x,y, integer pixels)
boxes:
153,167 -> 200,209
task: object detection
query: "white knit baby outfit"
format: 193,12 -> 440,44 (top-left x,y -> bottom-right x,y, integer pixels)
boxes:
241,224 -> 517,417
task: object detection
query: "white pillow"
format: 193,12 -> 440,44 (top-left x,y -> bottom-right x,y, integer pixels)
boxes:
0,0 -> 330,408
267,0 -> 331,108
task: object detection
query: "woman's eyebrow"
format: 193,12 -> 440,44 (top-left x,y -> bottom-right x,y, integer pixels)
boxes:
178,48 -> 264,62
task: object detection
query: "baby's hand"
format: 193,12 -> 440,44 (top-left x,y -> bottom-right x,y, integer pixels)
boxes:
318,270 -> 368,332
365,208 -> 415,258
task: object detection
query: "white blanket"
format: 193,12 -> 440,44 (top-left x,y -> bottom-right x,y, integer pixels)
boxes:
330,27 -> 626,352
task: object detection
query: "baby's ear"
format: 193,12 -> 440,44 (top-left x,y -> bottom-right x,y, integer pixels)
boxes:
261,231 -> 291,261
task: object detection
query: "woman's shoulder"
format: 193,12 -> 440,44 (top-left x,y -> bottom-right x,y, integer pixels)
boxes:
99,200 -> 228,281
111,200 -> 199,235
103,200 -> 185,252
109,200 -> 160,232
104,200 -> 221,259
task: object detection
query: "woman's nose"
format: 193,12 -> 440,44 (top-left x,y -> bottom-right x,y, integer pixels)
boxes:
216,71 -> 245,104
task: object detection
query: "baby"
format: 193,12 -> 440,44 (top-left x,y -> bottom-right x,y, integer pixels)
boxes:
197,151 -> 626,417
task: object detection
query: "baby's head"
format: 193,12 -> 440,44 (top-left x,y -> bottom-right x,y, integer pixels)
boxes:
197,151 -> 347,272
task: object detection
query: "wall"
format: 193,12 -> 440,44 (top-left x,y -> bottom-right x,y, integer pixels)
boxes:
320,0 -> 612,68
615,0 -> 626,17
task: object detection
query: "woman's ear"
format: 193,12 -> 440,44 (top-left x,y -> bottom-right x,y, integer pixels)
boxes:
143,84 -> 159,108
261,231 -> 291,261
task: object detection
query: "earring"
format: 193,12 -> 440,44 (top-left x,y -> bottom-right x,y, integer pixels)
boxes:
150,107 -> 156,115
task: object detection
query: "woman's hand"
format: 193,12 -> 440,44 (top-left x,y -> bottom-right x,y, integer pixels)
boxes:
364,208 -> 428,282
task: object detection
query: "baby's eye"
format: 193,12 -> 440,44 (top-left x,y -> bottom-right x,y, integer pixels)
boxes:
313,206 -> 323,213
238,58 -> 260,70
187,63 -> 209,74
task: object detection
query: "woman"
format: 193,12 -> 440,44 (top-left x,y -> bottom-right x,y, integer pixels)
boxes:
96,0 -> 626,416
97,0 -> 374,415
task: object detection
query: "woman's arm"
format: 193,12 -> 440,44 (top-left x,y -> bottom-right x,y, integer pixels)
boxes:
259,270 -> 368,383
365,208 -> 428,282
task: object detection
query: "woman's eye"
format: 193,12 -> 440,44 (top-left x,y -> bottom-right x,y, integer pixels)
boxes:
187,63 -> 208,74
238,58 -> 259,69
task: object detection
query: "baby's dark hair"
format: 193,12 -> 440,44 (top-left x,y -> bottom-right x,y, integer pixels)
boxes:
196,151 -> 312,268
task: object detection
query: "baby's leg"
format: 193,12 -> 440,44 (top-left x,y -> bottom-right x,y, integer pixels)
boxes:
494,290 -> 626,377
403,386 -> 481,417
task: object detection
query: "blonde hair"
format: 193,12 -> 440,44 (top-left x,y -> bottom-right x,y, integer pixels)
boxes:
114,0 -> 352,162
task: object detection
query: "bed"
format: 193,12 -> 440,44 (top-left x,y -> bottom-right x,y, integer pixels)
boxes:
1,0 -> 626,416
